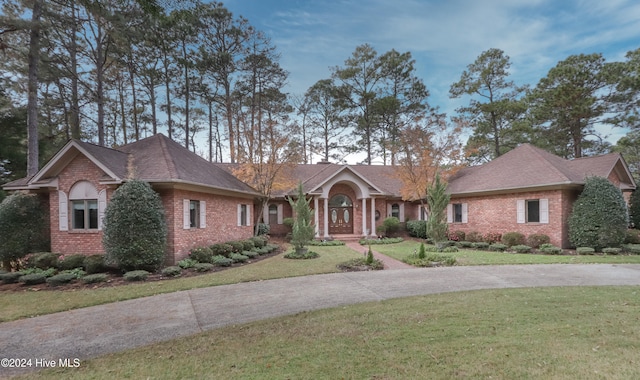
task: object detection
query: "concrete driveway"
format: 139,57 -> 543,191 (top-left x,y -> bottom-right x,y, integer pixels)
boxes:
1,263 -> 640,378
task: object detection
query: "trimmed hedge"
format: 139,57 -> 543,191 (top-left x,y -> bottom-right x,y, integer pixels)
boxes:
501,232 -> 525,247
82,273 -> 108,284
84,255 -> 106,274
123,270 -> 150,281
46,272 -> 77,287
576,247 -> 596,255
511,245 -> 532,253
161,266 -> 182,277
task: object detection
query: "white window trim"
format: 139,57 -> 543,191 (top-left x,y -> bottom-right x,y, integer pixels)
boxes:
447,203 -> 468,223
517,198 -> 549,224
238,204 -> 251,226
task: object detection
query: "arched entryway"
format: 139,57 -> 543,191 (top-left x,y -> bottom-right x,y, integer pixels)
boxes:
329,194 -> 353,234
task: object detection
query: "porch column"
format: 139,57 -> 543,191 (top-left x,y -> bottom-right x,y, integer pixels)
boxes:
361,198 -> 367,236
323,197 -> 329,238
370,197 -> 376,237
314,196 -> 319,237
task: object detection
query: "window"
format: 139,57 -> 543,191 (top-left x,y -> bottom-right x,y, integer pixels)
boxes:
453,203 -> 463,223
447,203 -> 468,223
67,181 -> 105,231
391,203 -> 400,219
190,200 -> 200,228
238,204 -> 251,226
517,199 -> 548,224
72,200 -> 98,229
268,204 -> 278,225
526,200 -> 540,223
183,199 -> 206,229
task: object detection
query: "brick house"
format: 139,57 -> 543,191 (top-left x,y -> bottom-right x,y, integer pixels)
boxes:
445,144 -> 636,248
4,137 -> 635,262
3,134 -> 259,264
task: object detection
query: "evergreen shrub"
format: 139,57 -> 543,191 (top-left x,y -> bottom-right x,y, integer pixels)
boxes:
406,220 -> 427,239
501,232 -> 526,247
103,180 -> 167,271
568,177 -> 628,250
526,234 -> 551,248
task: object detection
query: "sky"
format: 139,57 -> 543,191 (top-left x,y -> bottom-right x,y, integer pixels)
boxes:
219,0 -> 640,161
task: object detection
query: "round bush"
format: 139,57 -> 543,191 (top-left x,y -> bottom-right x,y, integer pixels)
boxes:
511,245 -> 532,253
501,232 -> 526,247
46,272 -> 77,287
161,266 -> 182,277
406,220 -> 427,239
123,270 -> 150,281
602,247 -> 622,255
0,272 -> 22,284
230,253 -> 249,263
576,247 -> 596,255
489,243 -> 508,252
211,255 -> 233,267
102,180 -> 167,271
84,255 -> 106,274
58,254 -> 87,270
189,247 -> 213,263
19,273 -> 47,285
82,273 -> 108,284
526,234 -> 551,249
193,263 -> 214,272
250,236 -> 267,248
568,177 -> 628,250
27,252 -> 59,270
0,193 -> 50,269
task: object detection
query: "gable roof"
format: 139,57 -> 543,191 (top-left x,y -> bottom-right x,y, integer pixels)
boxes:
4,134 -> 259,197
447,143 -> 636,196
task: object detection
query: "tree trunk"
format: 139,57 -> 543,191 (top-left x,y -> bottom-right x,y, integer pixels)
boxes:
27,0 -> 42,177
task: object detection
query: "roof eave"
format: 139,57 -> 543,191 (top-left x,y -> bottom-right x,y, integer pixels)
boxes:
449,182 -> 584,198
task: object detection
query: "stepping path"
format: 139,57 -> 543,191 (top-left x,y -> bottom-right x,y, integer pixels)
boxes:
344,241 -> 414,269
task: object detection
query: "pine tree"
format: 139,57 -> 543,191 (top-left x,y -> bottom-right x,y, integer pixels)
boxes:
426,173 -> 450,245
287,182 -> 315,254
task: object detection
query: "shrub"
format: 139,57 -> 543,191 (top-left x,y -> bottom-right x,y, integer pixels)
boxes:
540,244 -> 563,255
82,273 -> 108,284
0,193 -> 50,270
211,255 -> 233,267
602,247 -> 622,255
255,247 -> 270,255
359,237 -> 403,245
250,236 -> 267,248
426,174 -> 450,243
241,240 -> 255,251
448,230 -> 465,242
568,176 -> 628,251
511,245 -> 532,253
405,253 -> 456,267
284,250 -> 320,259
177,258 -> 198,269
230,253 -> 249,263
624,230 -> 640,244
228,241 -> 245,253
265,244 -> 279,252
0,272 -> 22,284
193,263 -> 214,272
501,232 -> 526,247
28,252 -> 59,270
58,254 -> 87,270
471,242 -> 489,250
442,246 -> 459,253
406,220 -> 427,239
526,234 -> 551,249
483,232 -> 502,244
337,257 -> 384,271
489,243 -> 508,252
307,240 -> 345,246
466,231 -> 483,243
576,247 -> 596,255
123,270 -> 150,281
283,217 -> 294,230
418,243 -> 426,259
46,272 -> 77,286
288,183 -> 316,252
242,250 -> 259,258
103,180 -> 167,271
189,247 -> 213,263
629,189 -> 640,228
84,255 -> 106,274
455,241 -> 473,248
61,268 -> 86,278
210,243 -> 233,257
382,217 -> 401,237
257,223 -> 270,236
623,244 -> 640,254
19,273 -> 47,285
161,266 -> 182,277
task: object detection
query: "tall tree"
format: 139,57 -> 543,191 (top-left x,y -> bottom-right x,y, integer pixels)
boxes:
450,48 -> 528,161
527,53 -> 620,158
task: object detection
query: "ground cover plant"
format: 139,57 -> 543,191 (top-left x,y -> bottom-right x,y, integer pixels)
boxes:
24,286 -> 640,379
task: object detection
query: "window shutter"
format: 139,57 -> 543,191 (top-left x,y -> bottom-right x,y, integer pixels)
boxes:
98,189 -> 107,230
183,199 -> 190,229
516,200 -> 525,224
200,201 -> 206,228
539,199 -> 549,224
277,204 -> 283,224
237,204 -> 242,226
461,203 -> 468,223
399,203 -> 405,222
446,204 -> 453,223
263,204 -> 269,224
246,204 -> 251,226
59,191 -> 68,231
387,204 -> 392,217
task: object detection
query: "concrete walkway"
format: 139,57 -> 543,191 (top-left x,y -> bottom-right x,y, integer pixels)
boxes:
2,263 -> 640,377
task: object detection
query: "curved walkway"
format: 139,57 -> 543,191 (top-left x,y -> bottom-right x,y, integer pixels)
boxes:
2,263 -> 640,377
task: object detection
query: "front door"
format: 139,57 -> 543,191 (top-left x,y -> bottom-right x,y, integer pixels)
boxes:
328,194 -> 353,234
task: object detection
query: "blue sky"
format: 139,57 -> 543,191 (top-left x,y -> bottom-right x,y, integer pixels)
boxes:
222,0 -> 640,148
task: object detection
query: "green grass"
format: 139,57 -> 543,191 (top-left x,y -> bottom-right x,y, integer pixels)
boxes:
374,241 -> 640,265
0,246 -> 361,322
23,286 -> 640,379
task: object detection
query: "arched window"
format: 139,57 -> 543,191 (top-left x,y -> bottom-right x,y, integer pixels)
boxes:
329,194 -> 353,207
69,181 -> 99,230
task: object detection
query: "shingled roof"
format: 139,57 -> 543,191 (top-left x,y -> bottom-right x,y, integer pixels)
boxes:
447,143 -> 635,196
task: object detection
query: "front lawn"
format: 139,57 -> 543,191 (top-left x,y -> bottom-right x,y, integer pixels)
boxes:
374,241 -> 640,265
24,286 -> 640,379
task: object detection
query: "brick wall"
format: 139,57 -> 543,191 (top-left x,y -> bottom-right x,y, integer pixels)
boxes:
449,189 -> 578,248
